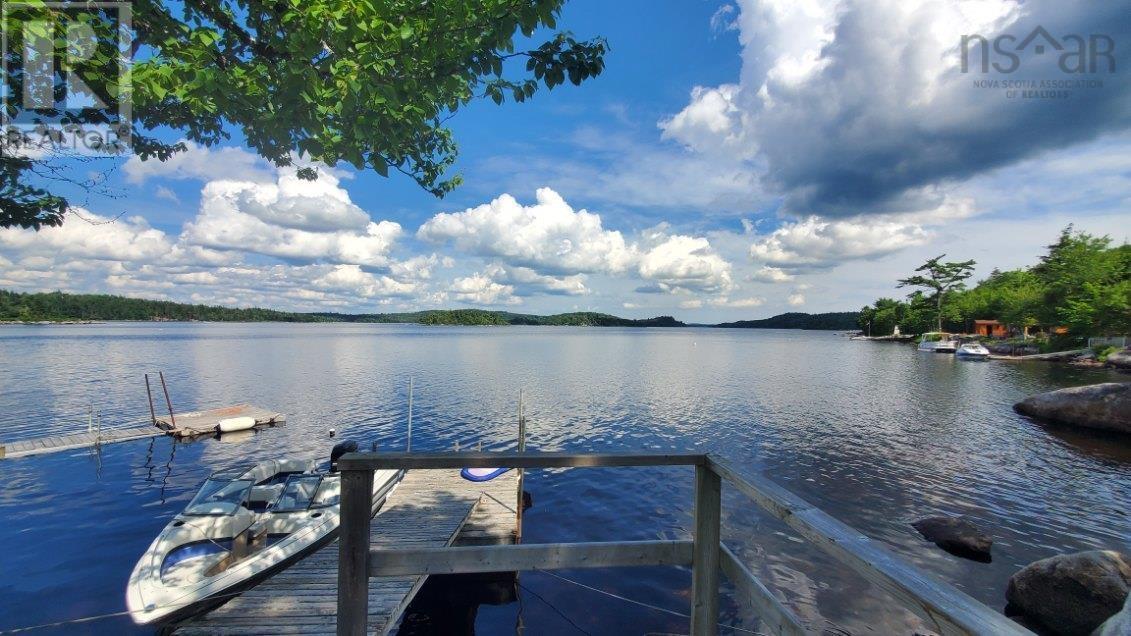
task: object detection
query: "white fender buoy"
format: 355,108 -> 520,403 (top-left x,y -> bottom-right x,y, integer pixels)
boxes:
218,416 -> 256,433
218,429 -> 255,444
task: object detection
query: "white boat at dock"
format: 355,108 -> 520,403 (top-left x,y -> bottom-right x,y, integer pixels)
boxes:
955,342 -> 991,359
917,332 -> 959,353
126,442 -> 402,626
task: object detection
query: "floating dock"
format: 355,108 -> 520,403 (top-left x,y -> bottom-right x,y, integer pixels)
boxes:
156,404 -> 284,438
176,468 -> 520,635
0,426 -> 160,460
1,404 -> 285,460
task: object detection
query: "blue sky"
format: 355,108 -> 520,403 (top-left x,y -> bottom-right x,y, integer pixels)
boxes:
2,0 -> 1129,321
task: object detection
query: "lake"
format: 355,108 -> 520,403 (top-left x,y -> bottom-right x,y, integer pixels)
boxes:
0,323 -> 1127,634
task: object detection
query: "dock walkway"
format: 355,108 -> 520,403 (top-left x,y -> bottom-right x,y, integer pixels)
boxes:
0,426 -> 160,459
2,404 -> 285,460
177,468 -> 519,635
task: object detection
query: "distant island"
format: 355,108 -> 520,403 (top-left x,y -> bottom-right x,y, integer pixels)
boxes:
715,311 -> 859,330
0,290 -> 684,327
1,289 -> 856,330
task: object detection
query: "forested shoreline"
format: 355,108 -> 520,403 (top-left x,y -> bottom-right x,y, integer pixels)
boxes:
0,289 -> 860,330
0,290 -> 687,327
857,227 -> 1130,344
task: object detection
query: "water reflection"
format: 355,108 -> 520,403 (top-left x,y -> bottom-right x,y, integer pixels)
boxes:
0,324 -> 1127,634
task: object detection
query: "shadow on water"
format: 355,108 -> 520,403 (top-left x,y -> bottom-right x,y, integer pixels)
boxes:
397,572 -> 519,636
1019,417 -> 1131,464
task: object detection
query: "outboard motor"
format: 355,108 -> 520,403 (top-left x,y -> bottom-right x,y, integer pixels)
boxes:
329,440 -> 359,473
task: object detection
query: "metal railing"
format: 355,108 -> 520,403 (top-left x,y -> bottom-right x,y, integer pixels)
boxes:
1088,336 -> 1127,349
336,452 -> 1031,636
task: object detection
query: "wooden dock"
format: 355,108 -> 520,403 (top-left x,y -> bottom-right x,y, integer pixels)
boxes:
177,468 -> 520,635
156,404 -> 285,438
0,426 -> 160,460
1,403 -> 286,460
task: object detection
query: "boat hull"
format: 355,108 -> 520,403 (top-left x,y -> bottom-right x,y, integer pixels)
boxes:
128,469 -> 403,626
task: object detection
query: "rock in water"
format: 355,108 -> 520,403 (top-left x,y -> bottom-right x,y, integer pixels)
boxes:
1014,383 -> 1131,434
1006,550 -> 1131,635
1107,349 -> 1131,371
911,516 -> 993,562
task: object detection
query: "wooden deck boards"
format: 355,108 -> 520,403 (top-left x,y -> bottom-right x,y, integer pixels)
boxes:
177,468 -> 519,635
0,426 -> 160,459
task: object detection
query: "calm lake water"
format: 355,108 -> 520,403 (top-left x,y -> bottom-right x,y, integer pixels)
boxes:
0,323 -> 1127,635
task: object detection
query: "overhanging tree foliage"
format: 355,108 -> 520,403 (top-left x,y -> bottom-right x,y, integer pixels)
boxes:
1,0 -> 607,228
897,254 -> 976,332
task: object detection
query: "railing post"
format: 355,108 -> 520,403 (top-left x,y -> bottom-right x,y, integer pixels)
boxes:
337,466 -> 373,636
691,464 -> 721,636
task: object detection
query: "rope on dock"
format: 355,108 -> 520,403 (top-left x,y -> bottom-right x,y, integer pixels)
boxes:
2,570 -> 776,635
534,569 -> 769,635
0,587 -> 251,634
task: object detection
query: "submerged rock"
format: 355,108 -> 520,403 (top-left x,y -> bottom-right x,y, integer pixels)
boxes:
1006,550 -> 1131,635
911,516 -> 993,562
1014,383 -> 1131,434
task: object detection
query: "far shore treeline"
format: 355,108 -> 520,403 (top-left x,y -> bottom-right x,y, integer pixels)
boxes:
857,226 -> 1130,342
0,289 -> 859,329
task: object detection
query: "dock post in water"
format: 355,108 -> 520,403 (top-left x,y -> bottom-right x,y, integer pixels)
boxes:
516,389 -> 527,543
144,374 -> 157,426
407,377 -> 413,452
158,371 -> 176,427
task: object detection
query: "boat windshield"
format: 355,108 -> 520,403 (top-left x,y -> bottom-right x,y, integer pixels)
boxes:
311,477 -> 341,508
184,477 -> 253,516
270,475 -> 323,512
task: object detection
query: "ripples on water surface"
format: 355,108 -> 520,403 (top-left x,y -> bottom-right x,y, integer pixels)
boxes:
0,323 -> 1127,634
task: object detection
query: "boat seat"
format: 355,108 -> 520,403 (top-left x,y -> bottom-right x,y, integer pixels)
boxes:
249,483 -> 285,505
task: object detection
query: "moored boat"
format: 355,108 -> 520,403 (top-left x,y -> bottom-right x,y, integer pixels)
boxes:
917,332 -> 959,353
955,342 -> 991,359
126,442 -> 402,626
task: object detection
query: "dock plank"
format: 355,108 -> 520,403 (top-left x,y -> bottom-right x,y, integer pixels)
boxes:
177,469 -> 519,636
1,426 -> 162,460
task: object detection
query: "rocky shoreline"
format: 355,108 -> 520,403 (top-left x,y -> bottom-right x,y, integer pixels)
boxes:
1014,382 -> 1131,435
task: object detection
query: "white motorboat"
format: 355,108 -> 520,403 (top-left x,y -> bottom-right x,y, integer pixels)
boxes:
917,332 -> 959,353
955,342 -> 991,359
126,442 -> 401,625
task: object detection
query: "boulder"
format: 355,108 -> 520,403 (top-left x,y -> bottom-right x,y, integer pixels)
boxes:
911,516 -> 993,562
1006,550 -> 1131,635
1014,383 -> 1131,434
1107,349 -> 1131,371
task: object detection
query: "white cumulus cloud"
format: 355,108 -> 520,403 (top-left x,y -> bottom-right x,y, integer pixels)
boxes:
450,273 -> 521,306
184,175 -> 401,267
420,188 -> 734,295
418,188 -> 636,275
749,216 -> 929,271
